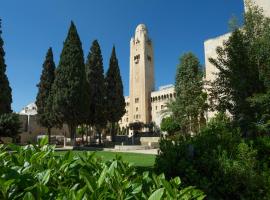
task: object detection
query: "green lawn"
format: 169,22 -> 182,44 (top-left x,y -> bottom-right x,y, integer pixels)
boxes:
58,150 -> 156,167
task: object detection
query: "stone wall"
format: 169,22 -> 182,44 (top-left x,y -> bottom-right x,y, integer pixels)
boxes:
18,115 -> 69,144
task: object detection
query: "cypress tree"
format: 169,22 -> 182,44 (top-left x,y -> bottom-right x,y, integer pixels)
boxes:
85,40 -> 106,145
36,47 -> 56,143
51,21 -> 87,146
0,19 -> 12,115
172,52 -> 206,135
105,46 -> 125,142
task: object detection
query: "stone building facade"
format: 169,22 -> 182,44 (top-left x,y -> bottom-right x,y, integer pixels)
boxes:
150,85 -> 176,127
119,84 -> 176,130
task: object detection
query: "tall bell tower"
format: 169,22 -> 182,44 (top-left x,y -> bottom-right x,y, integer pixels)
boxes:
129,24 -> 154,125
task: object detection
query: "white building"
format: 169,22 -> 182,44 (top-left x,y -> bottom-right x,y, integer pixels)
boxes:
19,102 -> 37,116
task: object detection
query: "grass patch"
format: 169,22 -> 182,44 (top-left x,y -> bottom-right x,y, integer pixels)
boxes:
57,150 -> 156,167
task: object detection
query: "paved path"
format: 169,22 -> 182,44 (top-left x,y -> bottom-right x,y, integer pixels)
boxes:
112,149 -> 158,155
56,146 -> 159,155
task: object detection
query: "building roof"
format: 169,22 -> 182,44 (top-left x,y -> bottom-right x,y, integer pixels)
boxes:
158,84 -> 174,91
19,102 -> 37,116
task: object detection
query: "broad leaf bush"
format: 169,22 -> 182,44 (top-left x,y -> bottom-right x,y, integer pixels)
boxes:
155,113 -> 270,200
0,141 -> 205,200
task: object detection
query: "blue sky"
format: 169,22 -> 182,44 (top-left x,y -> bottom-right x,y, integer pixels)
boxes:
0,0 -> 244,112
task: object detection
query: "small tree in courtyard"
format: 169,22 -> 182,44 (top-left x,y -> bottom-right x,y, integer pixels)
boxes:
129,122 -> 144,135
160,116 -> 180,136
170,52 -> 206,135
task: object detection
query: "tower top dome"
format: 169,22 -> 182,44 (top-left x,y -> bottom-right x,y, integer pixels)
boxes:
135,24 -> 148,39
135,24 -> 147,33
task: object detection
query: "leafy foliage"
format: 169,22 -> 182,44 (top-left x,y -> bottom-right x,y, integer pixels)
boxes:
0,113 -> 21,140
248,91 -> 270,134
0,19 -> 12,115
209,3 -> 270,136
0,142 -> 205,199
155,113 -> 270,200
129,122 -> 144,132
253,135 -> 270,168
160,116 -> 180,136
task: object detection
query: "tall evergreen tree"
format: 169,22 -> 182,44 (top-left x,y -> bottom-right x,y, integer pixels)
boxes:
51,21 -> 88,145
105,46 -> 125,142
0,19 -> 12,115
36,47 -> 56,143
85,40 -> 106,144
171,53 -> 206,135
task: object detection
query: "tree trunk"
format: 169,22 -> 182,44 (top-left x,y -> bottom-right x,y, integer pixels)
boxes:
96,126 -> 101,145
48,127 -> 51,144
12,136 -> 16,144
88,126 -> 91,145
189,115 -> 192,135
111,122 -> 116,143
109,122 -> 112,141
82,132 -> 84,145
69,124 -> 76,146
198,115 -> 201,133
85,125 -> 89,145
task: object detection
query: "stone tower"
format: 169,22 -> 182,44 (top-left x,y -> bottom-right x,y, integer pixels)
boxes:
129,24 -> 154,125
